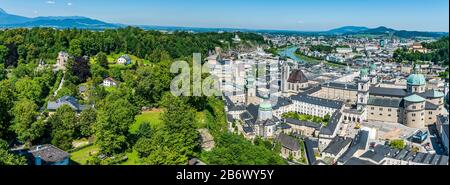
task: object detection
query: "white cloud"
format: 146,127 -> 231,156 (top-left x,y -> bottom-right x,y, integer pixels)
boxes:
33,10 -> 39,14
46,1 -> 56,4
67,2 -> 72,6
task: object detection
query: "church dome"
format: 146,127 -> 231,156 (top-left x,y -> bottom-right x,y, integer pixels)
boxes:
259,99 -> 273,111
404,94 -> 426,103
407,74 -> 426,86
359,68 -> 369,78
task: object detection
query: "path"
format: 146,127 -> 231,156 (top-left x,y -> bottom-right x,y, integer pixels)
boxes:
53,74 -> 65,97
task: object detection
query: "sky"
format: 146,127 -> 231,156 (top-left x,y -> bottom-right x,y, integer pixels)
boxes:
0,0 -> 448,32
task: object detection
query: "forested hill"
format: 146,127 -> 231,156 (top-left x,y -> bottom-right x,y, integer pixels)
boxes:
0,27 -> 266,67
393,36 -> 449,66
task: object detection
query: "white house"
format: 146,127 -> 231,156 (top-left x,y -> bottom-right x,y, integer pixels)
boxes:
117,55 -> 131,65
103,77 -> 118,87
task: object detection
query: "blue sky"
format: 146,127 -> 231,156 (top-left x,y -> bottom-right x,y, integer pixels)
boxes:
0,0 -> 448,31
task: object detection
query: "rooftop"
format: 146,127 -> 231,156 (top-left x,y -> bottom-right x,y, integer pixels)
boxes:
368,96 -> 403,108
288,69 -> 308,83
29,144 -> 69,163
322,136 -> 352,156
320,111 -> 342,136
419,89 -> 445,99
276,133 -> 300,151
47,96 -> 86,112
291,94 -> 344,110
369,87 -> 408,98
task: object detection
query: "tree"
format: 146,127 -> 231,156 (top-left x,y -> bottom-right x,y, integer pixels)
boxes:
94,96 -> 137,155
96,52 -> 109,69
201,133 -> 286,165
0,45 -> 8,65
49,105 -> 78,151
0,64 -> 6,81
14,77 -> 42,102
69,39 -> 83,57
68,56 -> 91,83
136,122 -> 152,139
161,95 -> 199,158
0,139 -> 27,165
389,139 -> 406,150
0,80 -> 14,138
11,99 -> 44,145
78,108 -> 97,137
137,129 -> 190,165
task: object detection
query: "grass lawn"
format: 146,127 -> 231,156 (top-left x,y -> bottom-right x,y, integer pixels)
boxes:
70,145 -> 99,165
90,52 -> 151,66
129,110 -> 164,134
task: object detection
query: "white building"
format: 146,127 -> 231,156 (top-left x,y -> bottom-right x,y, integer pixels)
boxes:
103,77 -> 117,87
117,55 -> 132,65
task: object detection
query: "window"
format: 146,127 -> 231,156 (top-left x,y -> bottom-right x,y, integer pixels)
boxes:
388,114 -> 392,117
412,120 -> 416,122
371,107 -> 375,110
388,109 -> 392,112
379,108 -> 383,111
412,106 -> 416,109
412,113 -> 416,117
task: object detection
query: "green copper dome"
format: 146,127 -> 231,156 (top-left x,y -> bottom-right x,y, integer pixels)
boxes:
360,68 -> 369,78
259,100 -> 272,111
407,74 -> 426,86
404,94 -> 426,103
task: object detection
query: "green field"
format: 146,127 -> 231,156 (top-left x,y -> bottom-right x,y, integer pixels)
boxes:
129,110 -> 164,134
90,52 -> 151,67
70,109 -> 206,165
70,145 -> 99,165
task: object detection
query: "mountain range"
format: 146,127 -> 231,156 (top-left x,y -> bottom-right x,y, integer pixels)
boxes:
0,8 -> 447,38
0,8 -> 119,29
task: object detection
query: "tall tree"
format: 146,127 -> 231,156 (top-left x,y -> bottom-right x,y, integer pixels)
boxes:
137,94 -> 199,164
0,81 -> 14,138
94,96 -> 137,155
14,77 -> 42,102
68,56 -> 91,83
96,52 -> 109,69
11,99 -> 44,145
0,64 -> 6,81
0,45 -> 8,65
49,105 -> 78,150
78,108 -> 97,137
69,39 -> 83,57
0,139 -> 27,165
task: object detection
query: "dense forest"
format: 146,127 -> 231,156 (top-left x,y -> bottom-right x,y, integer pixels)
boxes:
0,27 -> 286,165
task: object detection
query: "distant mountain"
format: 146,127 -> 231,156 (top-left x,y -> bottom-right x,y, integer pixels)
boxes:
355,26 -> 397,35
326,26 -> 369,35
0,8 -> 119,29
0,7 -> 447,38
0,8 -> 31,25
352,26 -> 447,38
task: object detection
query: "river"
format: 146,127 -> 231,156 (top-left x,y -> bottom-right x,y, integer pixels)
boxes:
277,46 -> 304,63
